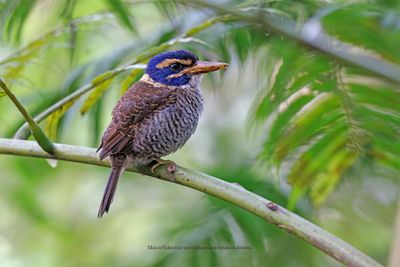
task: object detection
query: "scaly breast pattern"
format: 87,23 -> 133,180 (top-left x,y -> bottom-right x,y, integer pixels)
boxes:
132,86 -> 203,161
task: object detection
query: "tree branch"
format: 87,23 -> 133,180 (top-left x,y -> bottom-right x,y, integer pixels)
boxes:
0,138 -> 382,267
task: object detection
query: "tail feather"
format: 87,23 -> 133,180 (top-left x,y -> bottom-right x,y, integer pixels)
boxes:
98,164 -> 123,218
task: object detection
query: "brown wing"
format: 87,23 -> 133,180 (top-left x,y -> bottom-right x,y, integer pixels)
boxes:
98,81 -> 177,160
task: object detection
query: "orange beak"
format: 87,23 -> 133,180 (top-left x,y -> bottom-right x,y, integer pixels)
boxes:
181,61 -> 228,75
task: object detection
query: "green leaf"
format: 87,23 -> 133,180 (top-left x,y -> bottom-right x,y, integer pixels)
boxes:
104,0 -> 136,32
230,28 -> 252,63
154,0 -> 178,19
323,4 -> 400,64
350,83 -> 400,112
356,104 -> 400,128
80,75 -> 115,115
45,101 -> 74,141
120,68 -> 143,95
254,40 -> 330,123
273,95 -> 344,162
185,16 -> 234,37
287,127 -> 353,209
91,70 -> 116,86
60,0 -> 77,19
262,93 -> 315,161
310,150 -> 357,205
4,0 -> 37,43
287,187 -> 304,211
254,41 -> 303,120
1,38 -> 47,81
374,149 -> 400,171
60,0 -> 77,65
288,123 -> 348,188
367,124 -> 400,158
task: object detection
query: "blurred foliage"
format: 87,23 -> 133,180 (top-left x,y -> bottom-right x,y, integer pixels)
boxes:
0,0 -> 399,267
249,3 -> 400,208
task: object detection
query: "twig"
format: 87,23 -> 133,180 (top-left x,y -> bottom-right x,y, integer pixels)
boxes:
0,138 -> 383,267
0,80 -> 55,154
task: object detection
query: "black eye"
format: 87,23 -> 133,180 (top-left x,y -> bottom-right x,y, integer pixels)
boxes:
170,63 -> 183,71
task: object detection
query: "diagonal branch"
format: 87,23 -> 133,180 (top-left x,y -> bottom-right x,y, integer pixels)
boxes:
0,137 -> 382,267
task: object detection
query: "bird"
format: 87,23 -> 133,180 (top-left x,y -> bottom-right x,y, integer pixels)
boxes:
97,50 -> 228,217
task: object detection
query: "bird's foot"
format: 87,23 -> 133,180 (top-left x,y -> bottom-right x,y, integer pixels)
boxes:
150,159 -> 176,175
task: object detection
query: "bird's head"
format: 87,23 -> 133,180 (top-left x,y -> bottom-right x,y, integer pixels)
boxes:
146,50 -> 228,87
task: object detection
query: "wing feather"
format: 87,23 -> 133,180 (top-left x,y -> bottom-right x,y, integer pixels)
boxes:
98,81 -> 177,159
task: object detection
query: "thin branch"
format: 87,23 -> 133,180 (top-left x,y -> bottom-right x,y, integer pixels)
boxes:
0,79 -> 55,154
188,0 -> 400,84
0,138 -> 382,267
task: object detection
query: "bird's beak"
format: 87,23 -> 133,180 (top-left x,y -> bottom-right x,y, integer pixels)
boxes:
182,61 -> 228,75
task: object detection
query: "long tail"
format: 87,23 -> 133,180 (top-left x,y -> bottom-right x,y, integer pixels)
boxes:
98,157 -> 124,218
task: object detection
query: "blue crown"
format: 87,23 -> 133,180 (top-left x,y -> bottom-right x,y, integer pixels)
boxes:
146,50 -> 198,86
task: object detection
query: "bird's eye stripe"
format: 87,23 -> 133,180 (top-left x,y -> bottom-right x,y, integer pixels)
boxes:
156,58 -> 193,69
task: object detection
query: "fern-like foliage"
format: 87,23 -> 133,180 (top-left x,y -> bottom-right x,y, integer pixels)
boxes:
251,4 -> 400,207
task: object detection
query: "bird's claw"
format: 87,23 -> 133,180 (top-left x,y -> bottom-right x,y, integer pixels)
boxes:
150,159 -> 176,174
167,164 -> 176,173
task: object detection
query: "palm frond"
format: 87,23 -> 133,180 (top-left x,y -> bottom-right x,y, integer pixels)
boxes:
252,35 -> 399,207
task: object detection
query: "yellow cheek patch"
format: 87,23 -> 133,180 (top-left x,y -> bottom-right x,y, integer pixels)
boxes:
156,58 -> 193,69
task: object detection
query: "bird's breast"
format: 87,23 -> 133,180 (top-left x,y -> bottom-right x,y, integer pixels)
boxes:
133,87 -> 203,160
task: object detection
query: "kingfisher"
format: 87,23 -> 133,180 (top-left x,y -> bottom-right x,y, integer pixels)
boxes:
97,50 -> 228,217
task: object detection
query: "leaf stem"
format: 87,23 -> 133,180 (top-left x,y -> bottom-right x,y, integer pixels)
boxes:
0,79 -> 55,154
